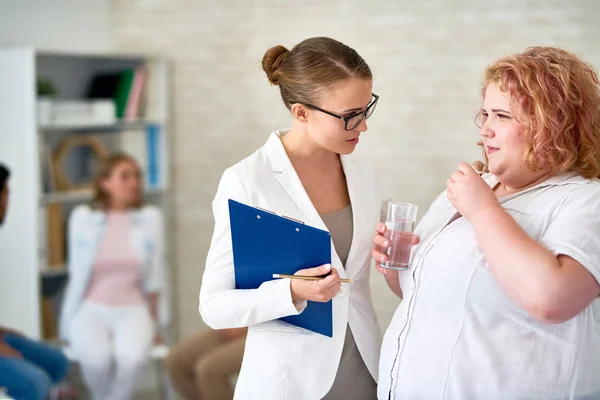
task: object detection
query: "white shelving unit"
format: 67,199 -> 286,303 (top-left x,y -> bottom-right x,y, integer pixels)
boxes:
0,46 -> 170,340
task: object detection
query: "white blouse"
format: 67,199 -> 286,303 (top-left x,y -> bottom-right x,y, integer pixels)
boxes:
378,172 -> 600,400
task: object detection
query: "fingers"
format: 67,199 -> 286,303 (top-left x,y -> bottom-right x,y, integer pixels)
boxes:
327,272 -> 342,296
450,169 -> 464,182
376,262 -> 387,275
412,234 -> 420,245
471,160 -> 485,172
320,268 -> 341,287
456,162 -> 476,175
372,248 -> 386,264
297,263 -> 332,276
446,179 -> 455,196
372,225 -> 390,273
450,162 -> 479,185
372,232 -> 389,248
316,268 -> 341,301
327,267 -> 341,280
331,283 -> 341,298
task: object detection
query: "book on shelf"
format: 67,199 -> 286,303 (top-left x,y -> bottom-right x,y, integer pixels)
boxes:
87,65 -> 148,121
40,143 -> 57,192
39,203 -> 66,268
124,67 -> 148,122
119,123 -> 162,188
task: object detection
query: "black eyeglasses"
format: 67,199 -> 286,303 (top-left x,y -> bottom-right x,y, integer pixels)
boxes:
301,93 -> 379,131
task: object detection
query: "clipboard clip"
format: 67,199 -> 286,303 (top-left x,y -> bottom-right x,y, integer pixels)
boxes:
255,206 -> 276,215
281,215 -> 305,225
254,206 -> 305,225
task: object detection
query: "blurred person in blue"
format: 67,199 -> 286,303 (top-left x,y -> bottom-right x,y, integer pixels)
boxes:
59,153 -> 168,400
0,163 -> 70,400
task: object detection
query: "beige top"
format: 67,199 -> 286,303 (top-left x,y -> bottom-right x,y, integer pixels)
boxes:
321,205 -> 354,266
321,205 -> 377,399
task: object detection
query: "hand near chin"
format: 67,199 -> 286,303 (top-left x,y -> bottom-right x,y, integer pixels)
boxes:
446,162 -> 501,222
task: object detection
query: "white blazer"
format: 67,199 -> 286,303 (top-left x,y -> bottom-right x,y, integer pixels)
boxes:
59,204 -> 169,342
199,130 -> 383,400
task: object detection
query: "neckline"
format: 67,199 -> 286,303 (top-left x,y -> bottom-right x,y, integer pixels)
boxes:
319,204 -> 352,217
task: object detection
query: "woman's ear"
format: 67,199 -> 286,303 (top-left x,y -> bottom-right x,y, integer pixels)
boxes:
290,103 -> 309,123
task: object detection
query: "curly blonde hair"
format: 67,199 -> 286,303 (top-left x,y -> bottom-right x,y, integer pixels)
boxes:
477,46 -> 600,178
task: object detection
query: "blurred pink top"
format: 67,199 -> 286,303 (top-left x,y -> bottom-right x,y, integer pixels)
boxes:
85,212 -> 145,305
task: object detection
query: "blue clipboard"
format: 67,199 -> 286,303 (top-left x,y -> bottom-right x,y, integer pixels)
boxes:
228,199 -> 333,337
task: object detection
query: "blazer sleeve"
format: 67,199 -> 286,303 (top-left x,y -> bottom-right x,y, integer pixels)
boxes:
199,167 -> 306,329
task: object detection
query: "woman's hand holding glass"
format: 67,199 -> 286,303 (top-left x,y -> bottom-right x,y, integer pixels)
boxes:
372,223 -> 420,274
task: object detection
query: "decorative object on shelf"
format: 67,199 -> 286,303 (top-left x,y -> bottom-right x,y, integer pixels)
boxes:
87,66 -> 148,121
36,77 -> 59,125
46,203 -> 65,267
119,123 -> 161,188
37,100 -> 116,127
41,144 -> 58,192
37,77 -> 59,97
52,135 -> 110,191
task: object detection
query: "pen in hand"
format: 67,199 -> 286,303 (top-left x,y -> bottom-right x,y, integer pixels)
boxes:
272,273 -> 354,283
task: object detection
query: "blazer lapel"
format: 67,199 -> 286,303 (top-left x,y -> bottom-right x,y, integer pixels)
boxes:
266,132 -> 352,278
264,131 -> 373,278
340,154 -> 364,276
265,132 -> 327,231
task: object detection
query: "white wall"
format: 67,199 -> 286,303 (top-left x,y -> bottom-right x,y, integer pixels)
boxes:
110,0 -> 600,340
0,0 -> 110,52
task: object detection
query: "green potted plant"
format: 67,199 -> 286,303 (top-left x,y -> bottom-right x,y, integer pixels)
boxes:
36,77 -> 59,125
37,78 -> 59,97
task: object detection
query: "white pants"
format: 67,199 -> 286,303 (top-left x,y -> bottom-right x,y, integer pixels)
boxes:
69,301 -> 153,400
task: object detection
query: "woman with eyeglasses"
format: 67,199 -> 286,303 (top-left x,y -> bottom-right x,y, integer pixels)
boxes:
199,37 -> 395,400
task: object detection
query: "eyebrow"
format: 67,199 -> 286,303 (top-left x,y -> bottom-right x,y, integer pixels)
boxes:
342,106 -> 364,113
490,108 -> 512,114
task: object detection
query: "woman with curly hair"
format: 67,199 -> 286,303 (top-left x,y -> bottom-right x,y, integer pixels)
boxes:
374,47 -> 600,399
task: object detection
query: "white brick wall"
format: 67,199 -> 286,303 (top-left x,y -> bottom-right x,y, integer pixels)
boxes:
109,0 -> 600,339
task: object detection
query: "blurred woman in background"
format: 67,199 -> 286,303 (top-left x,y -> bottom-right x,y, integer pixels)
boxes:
60,153 -> 168,400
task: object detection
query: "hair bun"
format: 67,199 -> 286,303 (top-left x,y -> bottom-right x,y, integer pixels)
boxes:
262,45 -> 289,85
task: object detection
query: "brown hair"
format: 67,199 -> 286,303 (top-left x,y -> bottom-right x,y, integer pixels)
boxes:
262,37 -> 372,109
477,46 -> 600,178
91,152 -> 143,210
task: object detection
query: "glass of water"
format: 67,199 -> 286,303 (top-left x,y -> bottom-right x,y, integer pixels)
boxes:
380,201 -> 418,271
